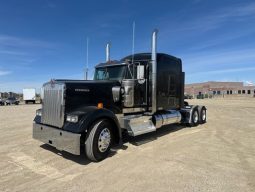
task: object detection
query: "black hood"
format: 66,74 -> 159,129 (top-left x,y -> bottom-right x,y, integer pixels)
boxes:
55,80 -> 122,114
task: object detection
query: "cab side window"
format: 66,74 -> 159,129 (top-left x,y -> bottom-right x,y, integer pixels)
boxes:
125,65 -> 137,79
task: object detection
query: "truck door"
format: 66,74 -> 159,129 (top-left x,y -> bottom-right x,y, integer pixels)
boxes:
124,63 -> 147,107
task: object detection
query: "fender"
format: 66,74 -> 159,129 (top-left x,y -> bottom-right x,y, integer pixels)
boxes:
180,105 -> 199,124
187,105 -> 199,124
63,106 -> 122,143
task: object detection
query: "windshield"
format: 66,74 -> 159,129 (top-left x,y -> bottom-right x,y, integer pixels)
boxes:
94,66 -> 126,81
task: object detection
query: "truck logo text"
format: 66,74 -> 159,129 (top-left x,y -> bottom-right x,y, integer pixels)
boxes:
75,88 -> 90,92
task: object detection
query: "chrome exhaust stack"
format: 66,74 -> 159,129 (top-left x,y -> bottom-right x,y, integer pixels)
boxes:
106,43 -> 110,62
151,29 -> 158,113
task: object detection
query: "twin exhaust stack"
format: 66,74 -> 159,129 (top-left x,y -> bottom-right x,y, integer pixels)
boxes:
105,29 -> 158,113
105,29 -> 158,64
106,43 -> 110,63
151,29 -> 158,113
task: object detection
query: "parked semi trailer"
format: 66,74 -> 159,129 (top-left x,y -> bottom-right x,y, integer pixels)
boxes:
33,30 -> 207,162
23,88 -> 36,104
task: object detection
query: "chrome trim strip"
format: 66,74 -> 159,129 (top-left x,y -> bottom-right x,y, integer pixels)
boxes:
123,107 -> 146,114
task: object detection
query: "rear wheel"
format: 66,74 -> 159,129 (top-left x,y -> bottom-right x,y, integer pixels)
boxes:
85,119 -> 113,162
190,109 -> 199,126
200,107 -> 206,124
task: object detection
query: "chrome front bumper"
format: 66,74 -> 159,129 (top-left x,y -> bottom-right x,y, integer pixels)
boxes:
33,122 -> 81,155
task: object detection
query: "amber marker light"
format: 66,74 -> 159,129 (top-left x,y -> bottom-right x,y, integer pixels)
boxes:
97,102 -> 103,109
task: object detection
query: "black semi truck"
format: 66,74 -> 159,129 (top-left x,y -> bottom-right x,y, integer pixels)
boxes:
33,30 -> 206,161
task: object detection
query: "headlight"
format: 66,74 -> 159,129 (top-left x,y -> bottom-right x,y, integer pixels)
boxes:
66,115 -> 78,123
36,109 -> 42,116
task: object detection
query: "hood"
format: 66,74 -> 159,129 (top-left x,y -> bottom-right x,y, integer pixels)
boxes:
54,80 -> 122,113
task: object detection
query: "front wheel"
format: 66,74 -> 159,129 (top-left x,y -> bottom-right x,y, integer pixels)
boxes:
85,119 -> 113,162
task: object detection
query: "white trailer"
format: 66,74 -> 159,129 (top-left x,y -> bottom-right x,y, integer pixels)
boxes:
23,88 -> 36,104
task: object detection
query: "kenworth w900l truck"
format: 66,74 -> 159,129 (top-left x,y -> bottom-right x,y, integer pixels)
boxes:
33,30 -> 207,162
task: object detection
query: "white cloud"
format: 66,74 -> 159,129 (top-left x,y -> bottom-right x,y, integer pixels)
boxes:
182,48 -> 255,69
0,72 -> 86,92
0,70 -> 11,76
0,34 -> 56,71
245,81 -> 254,86
0,50 -> 27,56
161,2 -> 255,36
225,2 -> 255,17
189,30 -> 254,51
0,81 -> 43,93
187,66 -> 255,77
187,2 -> 255,32
0,34 -> 54,49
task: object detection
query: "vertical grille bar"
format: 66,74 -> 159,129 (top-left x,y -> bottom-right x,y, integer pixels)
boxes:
41,82 -> 65,128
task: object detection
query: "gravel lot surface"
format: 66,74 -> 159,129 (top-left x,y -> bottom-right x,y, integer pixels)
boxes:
0,98 -> 255,192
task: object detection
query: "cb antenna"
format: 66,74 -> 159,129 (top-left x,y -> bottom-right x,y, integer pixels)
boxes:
85,37 -> 89,80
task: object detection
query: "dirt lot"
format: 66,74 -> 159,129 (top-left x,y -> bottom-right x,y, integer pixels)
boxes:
0,98 -> 255,192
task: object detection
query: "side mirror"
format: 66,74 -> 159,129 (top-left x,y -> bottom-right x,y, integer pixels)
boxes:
137,65 -> 145,80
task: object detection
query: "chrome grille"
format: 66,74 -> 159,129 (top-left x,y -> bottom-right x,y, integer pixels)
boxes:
41,82 -> 65,128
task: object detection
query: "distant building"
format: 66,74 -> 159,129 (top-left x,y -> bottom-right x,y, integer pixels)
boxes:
0,92 -> 9,98
0,92 -> 21,99
185,81 -> 255,98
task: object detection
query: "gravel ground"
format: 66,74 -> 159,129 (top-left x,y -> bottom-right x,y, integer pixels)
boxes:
0,98 -> 255,192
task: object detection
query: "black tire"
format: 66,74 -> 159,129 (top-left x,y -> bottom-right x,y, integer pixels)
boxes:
85,119 -> 113,162
190,109 -> 199,127
200,107 -> 206,124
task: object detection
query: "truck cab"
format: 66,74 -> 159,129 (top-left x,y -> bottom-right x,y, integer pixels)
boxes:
33,30 -> 207,162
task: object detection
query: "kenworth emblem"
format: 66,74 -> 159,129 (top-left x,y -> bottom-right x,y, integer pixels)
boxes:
50,79 -> 55,88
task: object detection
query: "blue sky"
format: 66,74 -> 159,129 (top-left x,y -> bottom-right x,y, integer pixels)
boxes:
0,0 -> 255,92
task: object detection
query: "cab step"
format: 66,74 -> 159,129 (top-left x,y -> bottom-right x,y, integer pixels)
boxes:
123,115 -> 156,136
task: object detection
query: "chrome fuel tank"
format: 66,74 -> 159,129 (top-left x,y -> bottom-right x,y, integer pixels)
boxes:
152,110 -> 181,128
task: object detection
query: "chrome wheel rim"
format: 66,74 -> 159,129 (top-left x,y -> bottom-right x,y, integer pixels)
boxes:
193,111 -> 199,123
98,128 -> 111,152
202,110 -> 206,121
